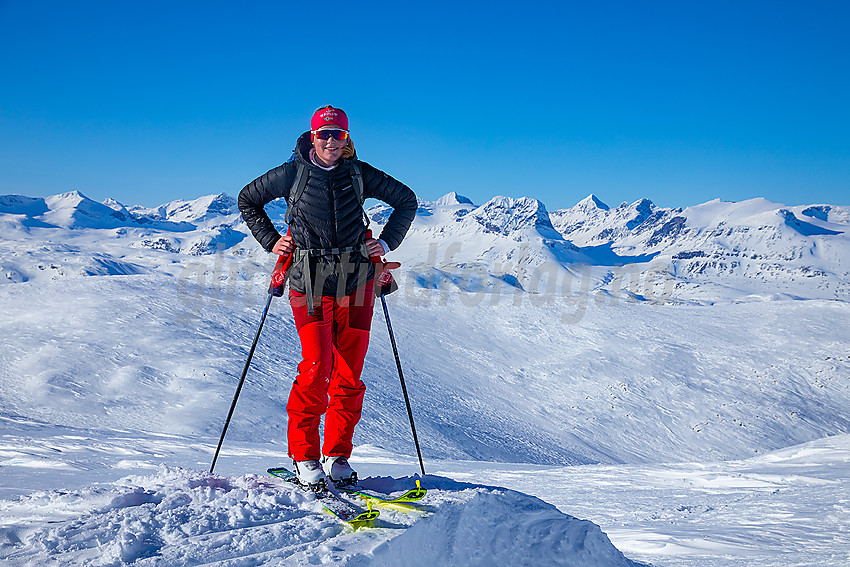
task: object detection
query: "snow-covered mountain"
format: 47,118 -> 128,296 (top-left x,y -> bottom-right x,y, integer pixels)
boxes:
3,189 -> 847,303
549,194 -> 848,301
1,189 -> 849,566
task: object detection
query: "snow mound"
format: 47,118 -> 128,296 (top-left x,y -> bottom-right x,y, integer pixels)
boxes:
370,477 -> 640,566
0,467 -> 639,566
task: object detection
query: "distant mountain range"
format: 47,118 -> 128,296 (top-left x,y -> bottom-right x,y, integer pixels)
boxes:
1,190 -> 847,302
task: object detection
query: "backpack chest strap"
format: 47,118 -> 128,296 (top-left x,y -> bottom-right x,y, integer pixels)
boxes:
292,244 -> 370,315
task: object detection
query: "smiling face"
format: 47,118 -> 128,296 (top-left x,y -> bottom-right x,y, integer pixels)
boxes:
311,129 -> 348,167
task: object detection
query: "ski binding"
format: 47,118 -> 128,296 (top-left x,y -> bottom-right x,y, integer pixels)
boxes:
267,466 -> 379,527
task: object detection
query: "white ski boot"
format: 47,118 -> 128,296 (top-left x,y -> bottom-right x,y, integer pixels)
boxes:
321,455 -> 357,487
293,459 -> 327,492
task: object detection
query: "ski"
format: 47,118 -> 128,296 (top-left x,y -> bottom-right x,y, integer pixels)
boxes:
339,479 -> 427,508
267,467 -> 379,527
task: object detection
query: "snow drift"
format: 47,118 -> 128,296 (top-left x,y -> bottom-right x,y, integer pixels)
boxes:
0,467 -> 639,566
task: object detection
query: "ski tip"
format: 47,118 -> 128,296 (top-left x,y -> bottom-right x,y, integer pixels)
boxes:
347,508 -> 380,526
267,467 -> 294,478
340,500 -> 380,528
399,479 -> 427,502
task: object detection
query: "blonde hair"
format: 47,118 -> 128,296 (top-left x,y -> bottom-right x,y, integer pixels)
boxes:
342,138 -> 355,159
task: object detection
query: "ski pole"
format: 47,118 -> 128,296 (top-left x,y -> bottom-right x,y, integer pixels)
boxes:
379,295 -> 426,476
366,231 -> 426,476
210,248 -> 291,474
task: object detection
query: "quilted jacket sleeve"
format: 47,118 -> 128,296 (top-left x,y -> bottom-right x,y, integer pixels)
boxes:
359,161 -> 417,251
238,162 -> 296,253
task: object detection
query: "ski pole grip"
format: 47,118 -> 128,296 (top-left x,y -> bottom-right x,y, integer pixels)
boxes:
365,229 -> 381,261
365,230 -> 399,295
269,253 -> 291,297
269,229 -> 293,297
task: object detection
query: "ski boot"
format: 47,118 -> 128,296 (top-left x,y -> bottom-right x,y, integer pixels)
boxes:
293,459 -> 327,492
321,455 -> 358,488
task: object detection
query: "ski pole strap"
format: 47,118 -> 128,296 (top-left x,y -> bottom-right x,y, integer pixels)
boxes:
292,244 -> 369,315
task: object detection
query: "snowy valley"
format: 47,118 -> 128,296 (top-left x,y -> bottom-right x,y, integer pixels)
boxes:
0,189 -> 848,566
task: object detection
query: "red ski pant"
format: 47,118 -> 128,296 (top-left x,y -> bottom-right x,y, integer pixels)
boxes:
287,281 -> 374,461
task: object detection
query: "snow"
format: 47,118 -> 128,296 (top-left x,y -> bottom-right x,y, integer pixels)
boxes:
0,456 -> 634,566
1,422 -> 847,565
435,192 -> 474,207
1,189 -> 849,565
435,433 -> 850,566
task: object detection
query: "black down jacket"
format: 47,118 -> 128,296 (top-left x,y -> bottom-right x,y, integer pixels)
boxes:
238,132 -> 417,297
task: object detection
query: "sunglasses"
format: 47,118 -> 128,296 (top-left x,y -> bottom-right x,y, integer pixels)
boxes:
314,129 -> 349,141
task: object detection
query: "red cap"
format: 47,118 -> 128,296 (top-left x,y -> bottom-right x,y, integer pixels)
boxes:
311,105 -> 349,131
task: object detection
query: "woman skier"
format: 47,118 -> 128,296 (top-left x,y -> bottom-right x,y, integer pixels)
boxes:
238,105 -> 417,490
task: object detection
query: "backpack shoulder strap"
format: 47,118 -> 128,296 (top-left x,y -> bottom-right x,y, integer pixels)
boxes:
285,161 -> 309,225
350,160 -> 364,205
350,160 -> 370,228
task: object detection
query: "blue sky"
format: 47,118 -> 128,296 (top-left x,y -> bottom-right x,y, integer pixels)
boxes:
1,1 -> 848,210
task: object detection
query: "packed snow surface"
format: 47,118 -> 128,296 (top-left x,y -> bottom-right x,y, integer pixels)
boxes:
1,190 -> 848,566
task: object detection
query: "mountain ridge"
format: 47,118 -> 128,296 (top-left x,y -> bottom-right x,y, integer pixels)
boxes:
1,189 -> 847,303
